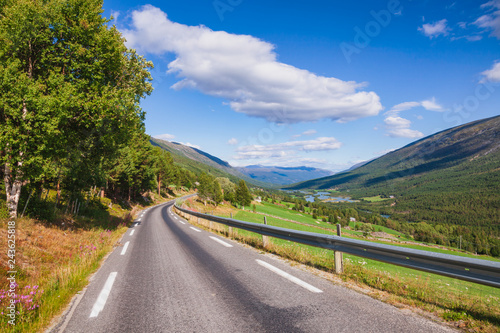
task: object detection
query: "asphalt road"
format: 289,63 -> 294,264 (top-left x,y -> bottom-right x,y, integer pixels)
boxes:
49,200 -> 456,333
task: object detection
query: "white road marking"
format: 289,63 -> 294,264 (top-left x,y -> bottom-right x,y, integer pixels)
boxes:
137,218 -> 141,222
120,241 -> 130,255
130,230 -> 135,236
209,236 -> 233,248
89,272 -> 118,318
178,220 -> 186,225
256,259 -> 323,293
190,227 -> 202,232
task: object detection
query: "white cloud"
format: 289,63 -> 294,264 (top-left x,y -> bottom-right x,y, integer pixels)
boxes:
230,156 -> 330,168
234,137 -> 342,160
480,61 -> 500,82
227,138 -> 238,145
386,97 -> 444,116
475,0 -> 500,38
180,142 -> 201,149
154,133 -> 175,141
465,35 -> 483,41
383,99 -> 441,138
418,19 -> 450,38
122,5 -> 383,124
420,97 -> 444,111
389,101 -> 421,113
110,10 -> 120,23
385,116 -> 411,128
292,129 -> 317,138
481,0 -> 500,9
384,116 -> 424,138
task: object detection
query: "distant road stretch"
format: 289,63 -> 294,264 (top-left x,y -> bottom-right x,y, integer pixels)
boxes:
50,201 -> 455,333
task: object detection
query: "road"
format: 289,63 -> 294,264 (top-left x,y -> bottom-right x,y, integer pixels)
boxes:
49,200 -> 456,332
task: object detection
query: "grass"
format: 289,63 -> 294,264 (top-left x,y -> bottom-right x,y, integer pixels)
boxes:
180,198 -> 500,333
361,195 -> 390,202
0,217 -> 129,332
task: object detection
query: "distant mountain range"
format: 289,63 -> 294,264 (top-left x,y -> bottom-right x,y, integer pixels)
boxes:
150,138 -> 336,187
237,165 -> 333,185
150,138 -> 268,187
286,115 -> 500,227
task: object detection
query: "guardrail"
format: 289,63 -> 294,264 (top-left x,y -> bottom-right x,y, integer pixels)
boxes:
174,203 -> 500,288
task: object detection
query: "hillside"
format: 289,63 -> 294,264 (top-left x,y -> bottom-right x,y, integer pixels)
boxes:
150,138 -> 273,188
237,165 -> 333,185
287,115 -> 500,228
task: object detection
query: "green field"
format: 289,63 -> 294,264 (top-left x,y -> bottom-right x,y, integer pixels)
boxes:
361,195 -> 390,202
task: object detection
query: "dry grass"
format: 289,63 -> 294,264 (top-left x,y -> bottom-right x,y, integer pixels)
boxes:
0,204 -> 140,332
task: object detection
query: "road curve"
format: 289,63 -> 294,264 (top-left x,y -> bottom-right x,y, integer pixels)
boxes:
49,200 -> 456,333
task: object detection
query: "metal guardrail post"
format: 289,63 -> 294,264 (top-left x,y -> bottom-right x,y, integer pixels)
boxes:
262,216 -> 269,248
229,213 -> 233,236
335,224 -> 343,274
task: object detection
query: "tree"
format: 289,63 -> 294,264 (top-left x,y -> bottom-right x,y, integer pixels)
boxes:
152,147 -> 175,196
0,0 -> 153,217
213,180 -> 223,205
235,180 -> 252,207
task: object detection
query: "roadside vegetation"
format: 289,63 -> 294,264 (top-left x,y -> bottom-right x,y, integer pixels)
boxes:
179,195 -> 500,333
0,186 -> 193,333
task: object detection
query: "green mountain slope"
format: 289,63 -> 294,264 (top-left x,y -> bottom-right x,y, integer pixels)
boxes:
287,115 -> 500,228
150,138 -> 273,188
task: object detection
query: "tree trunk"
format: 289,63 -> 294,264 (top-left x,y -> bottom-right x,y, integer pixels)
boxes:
158,174 -> 161,196
4,163 -> 22,219
56,179 -> 61,205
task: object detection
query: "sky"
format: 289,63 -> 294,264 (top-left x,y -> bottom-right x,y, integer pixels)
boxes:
103,0 -> 500,172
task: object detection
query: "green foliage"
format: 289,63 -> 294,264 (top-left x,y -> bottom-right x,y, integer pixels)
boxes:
213,181 -> 223,205
0,0 -> 153,215
235,180 -> 252,207
197,172 -> 224,206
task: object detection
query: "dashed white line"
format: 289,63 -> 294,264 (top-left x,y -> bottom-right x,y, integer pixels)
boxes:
178,220 -> 186,225
89,272 -> 118,318
190,227 -> 202,232
130,229 -> 135,236
256,259 -> 323,293
209,236 -> 233,248
120,241 -> 130,255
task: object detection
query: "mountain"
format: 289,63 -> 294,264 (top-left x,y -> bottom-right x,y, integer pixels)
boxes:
344,158 -> 375,172
237,165 -> 333,185
150,138 -> 273,188
286,115 -> 500,227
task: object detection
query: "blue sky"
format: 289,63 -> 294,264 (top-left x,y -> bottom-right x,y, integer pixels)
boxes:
103,0 -> 500,172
